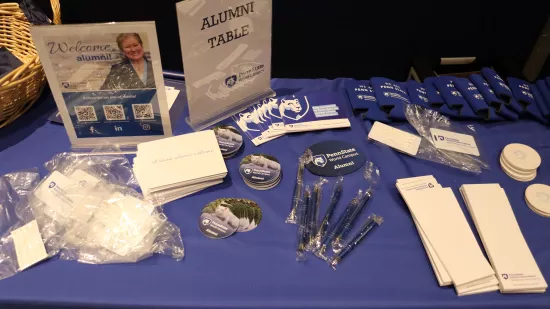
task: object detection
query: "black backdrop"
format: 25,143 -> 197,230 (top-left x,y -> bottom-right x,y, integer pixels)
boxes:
31,0 -> 550,80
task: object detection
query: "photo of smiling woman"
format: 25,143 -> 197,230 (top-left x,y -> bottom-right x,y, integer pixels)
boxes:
100,33 -> 155,90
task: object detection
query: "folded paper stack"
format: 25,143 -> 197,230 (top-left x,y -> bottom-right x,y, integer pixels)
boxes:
460,184 -> 547,293
396,176 -> 499,296
133,130 -> 228,203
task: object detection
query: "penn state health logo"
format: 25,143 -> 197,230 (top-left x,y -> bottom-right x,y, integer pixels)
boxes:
225,75 -> 237,88
312,154 -> 327,168
48,181 -> 56,188
202,218 -> 212,226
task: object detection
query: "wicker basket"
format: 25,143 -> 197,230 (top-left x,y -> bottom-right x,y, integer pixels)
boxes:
0,0 -> 61,128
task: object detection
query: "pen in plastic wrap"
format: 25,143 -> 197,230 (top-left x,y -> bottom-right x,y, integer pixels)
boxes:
314,191 -> 361,259
329,214 -> 383,270
313,177 -> 343,249
332,189 -> 372,252
296,186 -> 311,261
286,154 -> 307,224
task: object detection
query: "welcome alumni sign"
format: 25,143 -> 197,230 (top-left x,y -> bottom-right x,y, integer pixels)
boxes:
177,0 -> 274,131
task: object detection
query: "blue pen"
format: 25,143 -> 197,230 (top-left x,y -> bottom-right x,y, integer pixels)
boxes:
296,186 -> 311,261
314,177 -> 343,249
314,191 -> 361,259
332,190 -> 372,252
329,214 -> 383,270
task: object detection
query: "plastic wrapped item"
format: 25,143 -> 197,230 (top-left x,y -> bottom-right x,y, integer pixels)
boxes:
313,176 -> 344,250
328,214 -> 383,270
404,104 -> 490,174
286,150 -> 313,224
306,178 -> 328,251
0,169 -> 55,280
314,190 -> 363,260
30,150 -> 184,264
332,162 -> 380,252
296,186 -> 311,262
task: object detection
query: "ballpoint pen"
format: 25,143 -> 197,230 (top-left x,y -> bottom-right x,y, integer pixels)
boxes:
296,185 -> 311,261
286,150 -> 311,224
332,189 -> 372,253
313,177 -> 343,250
314,190 -> 362,259
306,178 -> 327,251
328,214 -> 383,270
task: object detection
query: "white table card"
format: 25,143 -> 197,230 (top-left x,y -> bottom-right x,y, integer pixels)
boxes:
176,0 -> 275,131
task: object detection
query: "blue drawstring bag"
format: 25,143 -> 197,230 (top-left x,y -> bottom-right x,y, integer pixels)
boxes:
370,77 -> 411,121
470,74 -> 518,120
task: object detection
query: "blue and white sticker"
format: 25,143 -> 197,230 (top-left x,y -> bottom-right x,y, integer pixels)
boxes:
213,125 -> 243,157
305,140 -> 366,176
239,154 -> 281,184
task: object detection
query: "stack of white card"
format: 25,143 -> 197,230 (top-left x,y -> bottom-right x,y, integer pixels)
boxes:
396,176 -> 499,296
460,184 -> 547,293
133,130 -> 228,203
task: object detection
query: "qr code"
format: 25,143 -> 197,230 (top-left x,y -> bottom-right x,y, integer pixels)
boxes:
103,105 -> 126,121
132,104 -> 154,120
74,106 -> 97,122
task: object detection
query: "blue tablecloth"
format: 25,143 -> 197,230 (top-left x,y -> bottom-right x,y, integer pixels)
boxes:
0,78 -> 549,309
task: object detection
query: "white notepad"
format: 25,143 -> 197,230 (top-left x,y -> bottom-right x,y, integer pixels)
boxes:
134,130 -> 227,192
396,176 -> 452,286
11,220 -> 48,271
400,187 -> 496,288
460,184 -> 547,293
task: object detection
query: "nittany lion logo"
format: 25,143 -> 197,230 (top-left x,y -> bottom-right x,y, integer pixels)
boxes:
312,154 -> 327,167
536,192 -> 549,203
48,182 -> 56,188
62,82 -> 69,88
225,75 -> 237,88
202,218 -> 212,226
514,150 -> 526,160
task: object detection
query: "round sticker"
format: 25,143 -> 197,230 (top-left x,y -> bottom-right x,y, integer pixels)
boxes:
525,184 -> 550,216
502,143 -> 541,172
213,125 -> 243,157
199,198 -> 262,238
239,154 -> 281,184
305,140 -> 366,176
199,199 -> 239,239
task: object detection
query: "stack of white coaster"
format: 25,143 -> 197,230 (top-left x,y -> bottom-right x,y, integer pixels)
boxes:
500,143 -> 541,182
525,184 -> 550,218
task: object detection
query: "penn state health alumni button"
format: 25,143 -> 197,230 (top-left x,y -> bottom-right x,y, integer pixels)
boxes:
305,140 -> 366,176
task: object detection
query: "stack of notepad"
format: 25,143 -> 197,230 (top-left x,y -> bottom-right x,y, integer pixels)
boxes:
133,131 -> 228,203
396,176 -> 499,296
460,184 -> 547,293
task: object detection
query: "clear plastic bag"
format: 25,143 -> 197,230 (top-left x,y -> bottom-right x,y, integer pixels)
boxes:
31,150 -> 184,264
0,169 -> 54,280
405,104 -> 490,174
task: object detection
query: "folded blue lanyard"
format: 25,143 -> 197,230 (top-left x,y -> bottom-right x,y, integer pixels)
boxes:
470,74 -> 518,120
370,77 -> 410,121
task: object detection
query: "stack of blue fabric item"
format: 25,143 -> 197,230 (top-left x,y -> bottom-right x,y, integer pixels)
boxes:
345,67 -> 550,125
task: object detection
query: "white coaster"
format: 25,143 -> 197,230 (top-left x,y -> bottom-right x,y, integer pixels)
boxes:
525,197 -> 550,218
501,143 -> 541,172
500,155 -> 537,176
501,164 -> 537,182
525,184 -> 550,217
